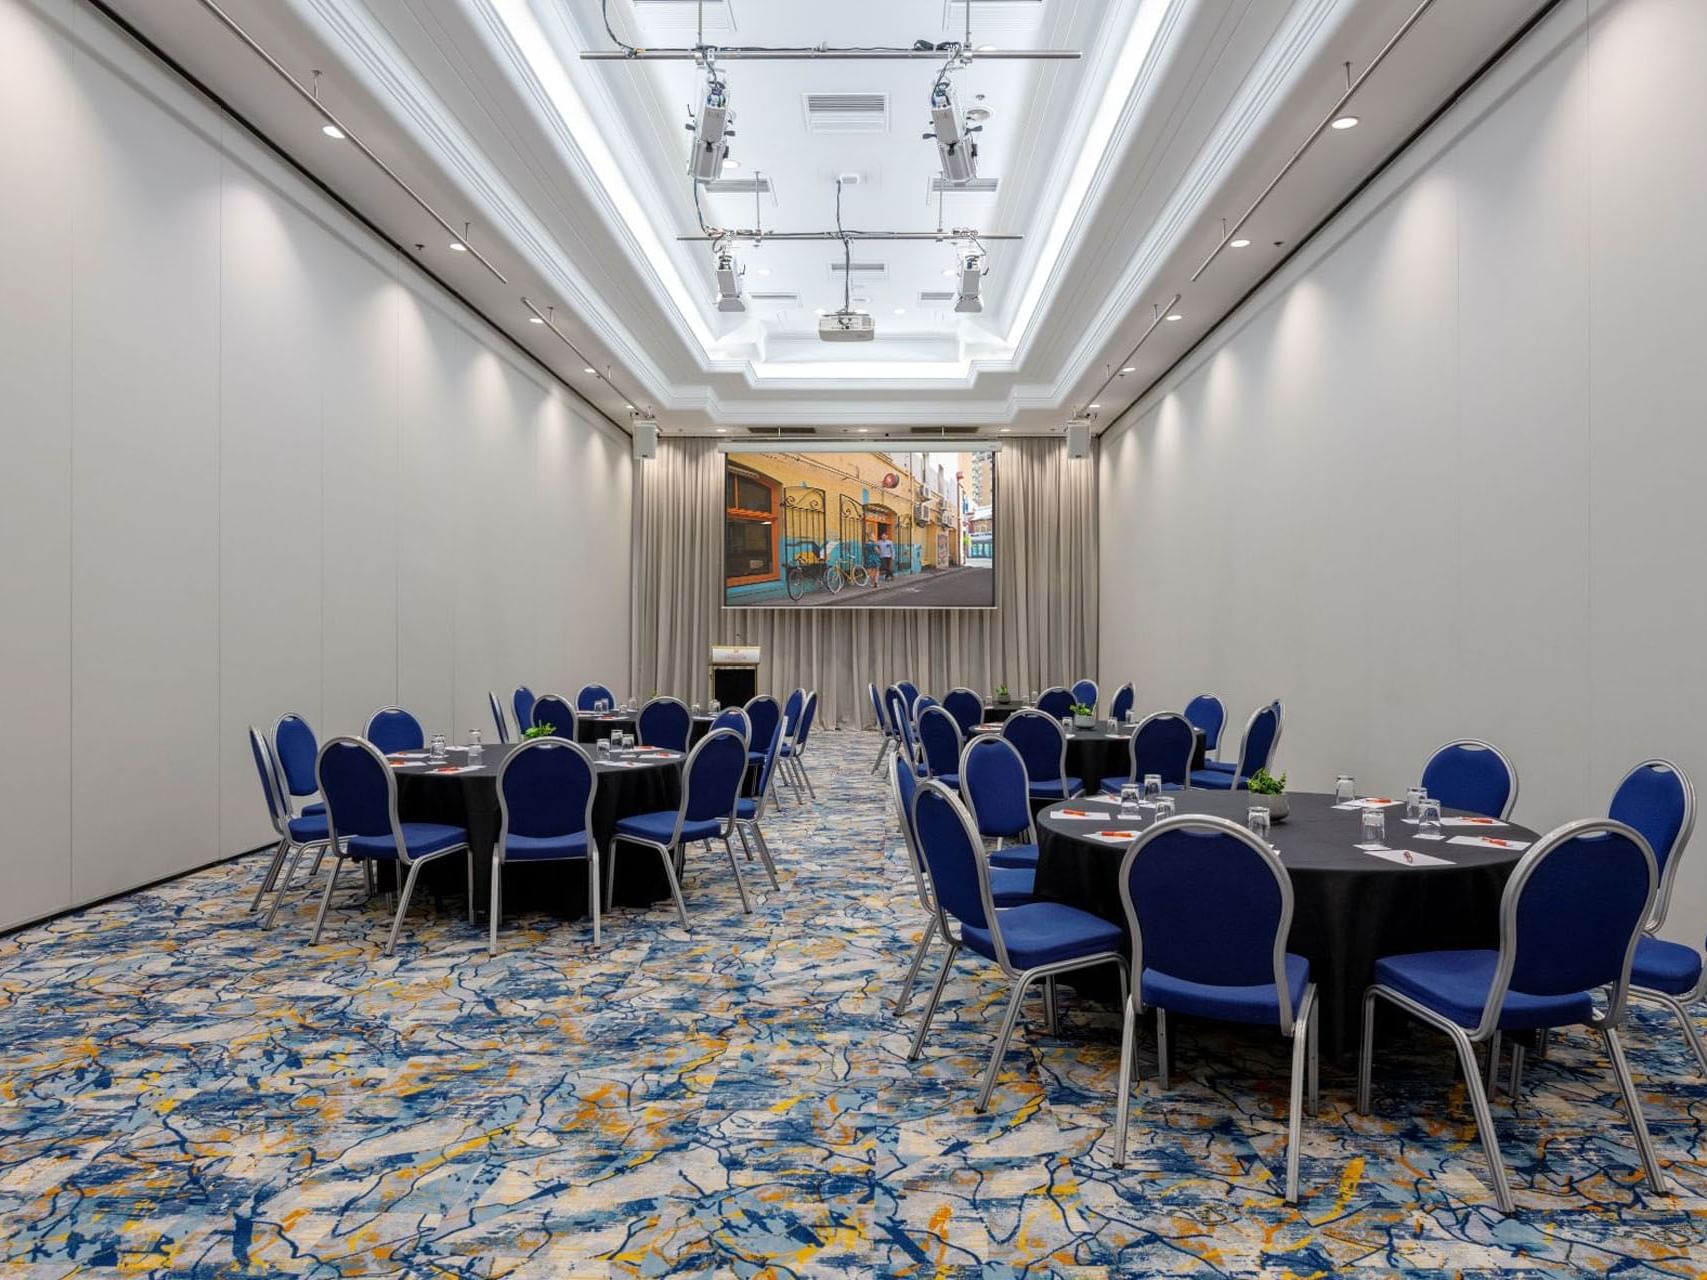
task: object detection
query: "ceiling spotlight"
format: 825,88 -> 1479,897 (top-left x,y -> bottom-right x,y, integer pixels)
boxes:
893,308 -> 907,316
1088,404 -> 1101,410
528,315 -> 545,324
321,123 -> 345,140
814,308 -> 828,316
927,74 -> 980,186
724,158 -> 741,171
953,246 -> 986,314
1330,115 -> 1359,130
1165,313 -> 1183,321
714,247 -> 746,313
1000,427 -> 1011,433
716,427 -> 728,433
941,269 -> 957,280
1230,238 -> 1251,248
858,427 -> 870,433
582,367 -> 596,374
1121,366 -> 1135,374
449,241 -> 467,252
686,71 -> 733,182
755,267 -> 772,277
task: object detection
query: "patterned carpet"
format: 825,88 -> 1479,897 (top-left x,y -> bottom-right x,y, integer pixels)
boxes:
2,728 -> 1705,1277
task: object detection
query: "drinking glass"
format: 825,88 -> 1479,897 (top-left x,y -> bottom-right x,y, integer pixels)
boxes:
1405,786 -> 1428,820
596,739 -> 611,760
1155,795 -> 1176,821
1248,806 -> 1272,843
1418,798 -> 1443,840
1029,690 -> 1039,705
623,732 -> 635,751
691,702 -> 702,715
1142,774 -> 1162,806
1334,775 -> 1356,804
1124,709 -> 1137,727
467,729 -> 483,765
429,734 -> 446,762
1361,809 -> 1387,848
1119,784 -> 1141,821
710,699 -> 721,712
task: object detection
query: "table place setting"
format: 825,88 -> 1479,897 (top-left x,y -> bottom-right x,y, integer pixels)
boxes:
1447,834 -> 1531,851
1332,796 -> 1400,810
1084,828 -> 1143,845
1054,805 -> 1121,822
1400,815 -> 1508,828
1358,846 -> 1454,867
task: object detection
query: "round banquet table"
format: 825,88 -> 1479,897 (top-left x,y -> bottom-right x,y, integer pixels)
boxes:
578,710 -> 719,746
966,719 -> 1208,804
1034,790 -> 1536,1059
392,741 -> 684,921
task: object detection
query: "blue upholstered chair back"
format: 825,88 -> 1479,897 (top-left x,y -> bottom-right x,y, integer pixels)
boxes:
531,694 -> 577,737
366,707 -> 424,754
576,683 -> 616,711
886,686 -> 918,760
1609,758 -> 1695,929
1130,712 -> 1196,787
1502,822 -> 1654,1011
638,697 -> 692,751
1109,683 -> 1135,724
488,692 -> 512,744
891,752 -> 934,911
1237,704 -> 1281,779
712,706 -> 751,744
960,736 -> 1032,841
917,706 -> 963,779
1003,710 -> 1067,785
795,692 -> 819,747
249,727 -> 287,835
317,737 -> 396,839
750,716 -> 784,802
745,695 -> 781,753
897,681 -> 920,712
512,687 -> 535,735
1121,818 -> 1296,1025
868,682 -> 890,735
1036,686 -> 1073,719
913,695 -> 940,724
1184,694 -> 1225,751
782,688 -> 805,736
912,781 -> 992,931
942,688 -> 983,735
1421,740 -> 1516,820
684,729 -> 747,824
1071,679 -> 1099,712
273,714 -> 319,799
498,739 -> 595,841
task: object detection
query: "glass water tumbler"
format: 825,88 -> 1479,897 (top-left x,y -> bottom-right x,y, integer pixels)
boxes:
1361,809 -> 1387,847
1335,775 -> 1356,804
1405,786 -> 1427,820
1248,806 -> 1272,842
468,729 -> 483,765
1119,784 -> 1141,821
1142,774 -> 1162,805
1418,799 -> 1443,840
1155,795 -> 1176,820
430,734 -> 446,762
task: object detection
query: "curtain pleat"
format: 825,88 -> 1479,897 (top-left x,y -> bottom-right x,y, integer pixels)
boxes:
630,437 -> 1097,726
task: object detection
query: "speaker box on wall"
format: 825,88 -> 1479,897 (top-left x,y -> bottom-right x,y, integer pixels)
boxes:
1066,422 -> 1091,458
632,421 -> 659,460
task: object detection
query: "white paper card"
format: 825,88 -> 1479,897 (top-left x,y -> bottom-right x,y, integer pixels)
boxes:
1333,797 -> 1402,810
1362,847 -> 1453,867
1054,808 -> 1121,822
425,765 -> 481,775
1447,834 -> 1531,852
1401,816 -> 1508,829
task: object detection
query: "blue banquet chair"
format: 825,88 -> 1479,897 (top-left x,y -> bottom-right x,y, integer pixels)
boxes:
1357,818 -> 1667,1213
711,705 -> 751,744
890,752 -> 1038,1015
272,713 -> 326,819
1189,703 -> 1280,790
1109,682 -> 1136,725
886,685 -> 921,771
1071,679 -> 1099,713
730,715 -> 784,891
1101,712 -> 1196,796
637,696 -> 693,752
781,688 -> 806,741
487,692 -> 512,745
1036,686 -> 1073,719
868,681 -> 899,773
780,690 -> 820,801
897,680 -> 921,714
916,704 -> 965,786
576,682 -> 616,711
1002,709 -> 1081,800
959,735 -> 1042,870
1113,816 -> 1318,1202
609,728 -> 749,924
248,727 -> 334,919
312,736 -> 473,955
492,738 -> 600,951
1183,693 -> 1226,756
1611,759 -> 1705,1071
530,694 -> 579,739
942,688 -> 984,736
1420,739 -> 1518,820
907,780 -> 1127,1112
1199,699 -> 1283,776
511,687 -> 536,737
365,706 -> 424,754
744,695 -> 782,766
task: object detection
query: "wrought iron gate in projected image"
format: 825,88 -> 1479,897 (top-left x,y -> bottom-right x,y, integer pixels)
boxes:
782,486 -> 826,569
837,494 -> 864,578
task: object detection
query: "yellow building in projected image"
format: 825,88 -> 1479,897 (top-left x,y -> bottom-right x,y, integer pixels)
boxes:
724,450 -> 980,604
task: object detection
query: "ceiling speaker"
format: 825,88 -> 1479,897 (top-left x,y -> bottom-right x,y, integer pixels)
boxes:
633,420 -> 658,460
1066,422 -> 1091,459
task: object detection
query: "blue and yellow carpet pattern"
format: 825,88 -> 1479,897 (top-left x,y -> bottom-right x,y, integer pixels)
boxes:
2,729 -> 1705,1275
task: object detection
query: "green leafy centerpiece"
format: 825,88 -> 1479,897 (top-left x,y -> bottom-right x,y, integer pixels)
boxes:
523,723 -> 555,740
1246,767 -> 1289,821
1070,700 -> 1096,729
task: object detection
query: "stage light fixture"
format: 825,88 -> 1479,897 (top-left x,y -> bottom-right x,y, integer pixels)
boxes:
714,248 -> 747,312
953,247 -> 986,314
686,71 -> 734,182
926,75 -> 980,186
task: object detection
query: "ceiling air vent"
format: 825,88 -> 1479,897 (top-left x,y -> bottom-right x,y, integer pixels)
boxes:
748,291 -> 800,304
930,177 -> 1000,195
918,290 -> 956,304
701,176 -> 774,197
803,92 -> 889,135
831,260 -> 888,280
908,425 -> 983,436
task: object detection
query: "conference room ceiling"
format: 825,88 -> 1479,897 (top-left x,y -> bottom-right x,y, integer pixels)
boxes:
104,0 -> 1552,435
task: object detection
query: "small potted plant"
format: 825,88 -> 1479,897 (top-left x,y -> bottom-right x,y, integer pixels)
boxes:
523,722 -> 556,740
995,683 -> 1010,701
1070,700 -> 1096,729
1246,767 -> 1289,821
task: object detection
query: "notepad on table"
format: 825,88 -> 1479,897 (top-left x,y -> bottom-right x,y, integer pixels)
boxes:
1085,829 -> 1142,845
1055,807 -> 1119,821
1333,797 -> 1401,811
1361,847 -> 1453,867
1401,816 -> 1508,828
1447,834 -> 1530,851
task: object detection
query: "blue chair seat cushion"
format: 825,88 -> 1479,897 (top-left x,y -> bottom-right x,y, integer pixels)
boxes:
1028,776 -> 1082,800
1189,769 -> 1246,791
300,801 -> 327,817
1142,954 -> 1310,1027
615,811 -> 722,845
1631,935 -> 1704,996
1200,759 -> 1237,775
735,797 -> 759,820
988,843 -> 1040,870
347,822 -> 468,862
1374,949 -> 1595,1031
929,772 -> 960,789
287,813 -> 329,842
991,866 -> 1036,907
504,831 -> 590,862
960,902 -> 1124,970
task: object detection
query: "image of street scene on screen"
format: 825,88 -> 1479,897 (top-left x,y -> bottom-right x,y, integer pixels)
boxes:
723,449 -> 995,609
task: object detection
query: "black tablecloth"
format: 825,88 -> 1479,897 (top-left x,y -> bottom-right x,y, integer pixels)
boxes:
1034,790 -> 1533,1059
394,742 -> 683,919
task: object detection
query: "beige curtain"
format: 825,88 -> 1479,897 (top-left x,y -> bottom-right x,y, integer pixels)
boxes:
630,436 -> 1098,726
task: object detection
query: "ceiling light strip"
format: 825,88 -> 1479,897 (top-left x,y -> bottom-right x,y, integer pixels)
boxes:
522,296 -> 645,415
191,0 -> 509,284
1189,0 -> 1438,283
1080,293 -> 1180,417
677,231 -> 1022,242
582,49 -> 1079,62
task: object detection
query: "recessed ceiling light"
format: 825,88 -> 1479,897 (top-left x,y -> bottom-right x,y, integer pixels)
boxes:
755,267 -> 772,277
1000,427 -> 1011,433
582,367 -> 596,374
528,315 -> 544,324
941,269 -> 957,279
858,427 -> 870,433
893,308 -> 906,316
815,308 -> 828,316
1331,115 -> 1359,130
1121,366 -> 1135,374
724,159 -> 741,170
1165,313 -> 1183,321
321,124 -> 345,140
625,403 -> 634,410
1230,238 -> 1251,248
716,427 -> 728,433
449,241 -> 467,252
1088,403 -> 1101,410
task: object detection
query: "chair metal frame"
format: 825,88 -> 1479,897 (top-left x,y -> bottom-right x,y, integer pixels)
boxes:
1112,815 -> 1318,1202
607,727 -> 749,926
492,737 -> 601,952
1109,682 -> 1136,725
529,693 -> 580,740
1421,737 -> 1519,821
905,780 -> 1129,1113
1184,692 -> 1227,755
729,717 -> 784,893
576,682 -> 617,712
780,689 -> 819,801
916,704 -> 965,781
1103,711 -> 1197,795
247,727 -> 335,920
637,695 -> 693,751
868,681 -> 899,773
1001,708 -> 1080,799
487,692 -> 512,744
364,706 -> 425,753
311,735 -> 475,956
1357,817 -> 1665,1213
890,752 -> 942,1016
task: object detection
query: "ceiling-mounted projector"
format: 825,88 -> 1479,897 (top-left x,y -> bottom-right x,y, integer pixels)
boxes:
819,310 -> 876,342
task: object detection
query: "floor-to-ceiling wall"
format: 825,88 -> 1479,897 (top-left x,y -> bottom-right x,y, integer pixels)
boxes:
0,0 -> 633,932
1099,0 -> 1707,941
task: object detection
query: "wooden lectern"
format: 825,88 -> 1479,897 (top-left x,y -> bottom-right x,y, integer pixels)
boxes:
710,644 -> 760,706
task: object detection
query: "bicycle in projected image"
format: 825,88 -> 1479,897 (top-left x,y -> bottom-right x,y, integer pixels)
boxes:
785,546 -> 846,600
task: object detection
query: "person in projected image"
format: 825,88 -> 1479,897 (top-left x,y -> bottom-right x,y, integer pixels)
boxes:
877,533 -> 895,581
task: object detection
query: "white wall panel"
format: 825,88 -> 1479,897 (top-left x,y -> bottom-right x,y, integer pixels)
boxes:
1101,0 -> 1707,943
